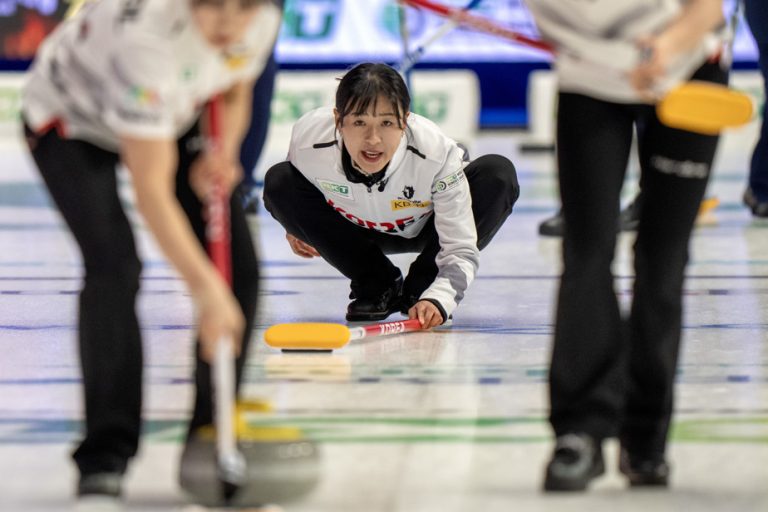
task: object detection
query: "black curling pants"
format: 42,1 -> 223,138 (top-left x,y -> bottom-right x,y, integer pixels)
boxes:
25,121 -> 259,476
263,154 -> 519,300
549,61 -> 727,456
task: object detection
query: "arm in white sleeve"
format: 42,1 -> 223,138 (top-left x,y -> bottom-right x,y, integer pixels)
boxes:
420,147 -> 480,317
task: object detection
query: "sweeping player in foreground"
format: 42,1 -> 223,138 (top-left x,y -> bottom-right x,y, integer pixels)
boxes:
523,0 -> 730,492
263,63 -> 520,329
21,0 -> 280,507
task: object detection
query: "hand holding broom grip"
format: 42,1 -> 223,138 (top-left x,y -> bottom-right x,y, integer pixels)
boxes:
205,95 -> 246,487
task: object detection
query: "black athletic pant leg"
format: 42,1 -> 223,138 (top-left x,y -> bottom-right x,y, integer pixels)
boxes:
549,92 -> 636,441
26,125 -> 141,476
622,62 -> 726,456
263,161 -> 401,296
549,62 -> 726,446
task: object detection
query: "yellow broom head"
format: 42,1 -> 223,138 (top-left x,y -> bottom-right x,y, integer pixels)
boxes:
657,81 -> 754,135
264,322 -> 352,350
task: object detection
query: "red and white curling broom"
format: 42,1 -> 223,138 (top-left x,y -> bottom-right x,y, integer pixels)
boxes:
205,95 -> 247,501
265,318 -> 425,351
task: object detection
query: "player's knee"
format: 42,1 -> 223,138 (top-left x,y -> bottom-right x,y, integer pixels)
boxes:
475,154 -> 520,204
263,161 -> 298,211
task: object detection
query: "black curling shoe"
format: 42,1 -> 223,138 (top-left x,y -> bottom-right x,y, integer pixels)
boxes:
744,187 -> 768,218
346,275 -> 403,322
543,433 -> 605,492
619,448 -> 670,487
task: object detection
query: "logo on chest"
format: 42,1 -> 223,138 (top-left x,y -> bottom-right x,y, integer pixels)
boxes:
317,179 -> 354,200
223,42 -> 255,70
391,184 -> 431,211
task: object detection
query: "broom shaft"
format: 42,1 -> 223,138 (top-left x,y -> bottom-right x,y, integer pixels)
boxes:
350,318 -> 424,341
205,96 -> 245,486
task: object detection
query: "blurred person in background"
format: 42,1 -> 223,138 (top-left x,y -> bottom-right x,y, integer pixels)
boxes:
742,0 -> 768,217
239,0 -> 284,214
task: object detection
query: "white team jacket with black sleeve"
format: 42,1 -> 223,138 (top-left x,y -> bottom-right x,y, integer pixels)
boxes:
287,107 -> 480,318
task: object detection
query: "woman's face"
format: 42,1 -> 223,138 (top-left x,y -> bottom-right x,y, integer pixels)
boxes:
335,95 -> 408,175
190,1 -> 260,49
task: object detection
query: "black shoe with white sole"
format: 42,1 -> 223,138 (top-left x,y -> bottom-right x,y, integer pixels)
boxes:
543,433 -> 605,492
76,472 -> 124,511
78,472 -> 123,498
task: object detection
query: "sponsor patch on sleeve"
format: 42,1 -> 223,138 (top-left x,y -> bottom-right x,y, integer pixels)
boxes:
431,171 -> 466,194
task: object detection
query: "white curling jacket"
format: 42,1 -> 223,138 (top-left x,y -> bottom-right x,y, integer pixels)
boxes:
287,107 -> 480,317
22,0 -> 281,151
524,0 -> 725,103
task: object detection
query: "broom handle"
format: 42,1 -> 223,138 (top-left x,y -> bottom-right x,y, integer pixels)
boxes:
206,96 -> 231,285
213,334 -> 243,483
349,318 -> 424,341
399,0 -> 553,53
205,95 -> 245,484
